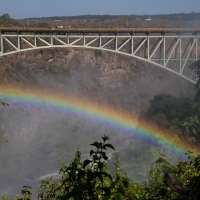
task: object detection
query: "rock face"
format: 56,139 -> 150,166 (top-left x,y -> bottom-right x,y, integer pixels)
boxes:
0,48 -> 196,116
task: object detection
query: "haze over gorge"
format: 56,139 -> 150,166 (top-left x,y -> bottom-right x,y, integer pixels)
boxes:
0,47 -> 196,197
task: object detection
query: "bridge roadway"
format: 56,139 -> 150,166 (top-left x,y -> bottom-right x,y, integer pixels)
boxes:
1,27 -> 200,84
0,27 -> 200,34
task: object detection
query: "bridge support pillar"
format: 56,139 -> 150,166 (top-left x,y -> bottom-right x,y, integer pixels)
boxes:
34,35 -> 37,47
115,35 -> 117,50
163,36 -> 166,66
83,34 -> 85,46
147,35 -> 149,59
17,35 -> 20,50
50,35 -> 53,45
196,37 -> 198,60
99,34 -> 101,48
131,35 -> 133,54
0,35 -> 3,54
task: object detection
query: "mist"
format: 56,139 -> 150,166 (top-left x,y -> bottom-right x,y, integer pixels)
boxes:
0,48 -> 196,198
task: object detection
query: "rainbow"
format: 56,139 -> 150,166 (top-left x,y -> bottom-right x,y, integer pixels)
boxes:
0,85 -> 199,158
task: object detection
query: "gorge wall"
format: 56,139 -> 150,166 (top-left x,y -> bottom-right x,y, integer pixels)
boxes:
0,48 -> 196,117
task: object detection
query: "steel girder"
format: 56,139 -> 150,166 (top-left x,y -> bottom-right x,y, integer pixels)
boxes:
0,32 -> 199,84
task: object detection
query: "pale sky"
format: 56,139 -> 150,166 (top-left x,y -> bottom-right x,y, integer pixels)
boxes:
0,0 -> 199,19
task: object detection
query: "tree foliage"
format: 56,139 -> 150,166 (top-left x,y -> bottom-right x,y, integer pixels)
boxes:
37,135 -> 136,200
138,94 -> 200,144
2,136 -> 200,199
0,14 -> 21,26
130,152 -> 200,200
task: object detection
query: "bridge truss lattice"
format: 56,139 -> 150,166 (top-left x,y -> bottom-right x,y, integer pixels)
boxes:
0,28 -> 200,84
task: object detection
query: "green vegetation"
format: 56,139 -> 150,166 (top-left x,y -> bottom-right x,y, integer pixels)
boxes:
118,140 -> 173,183
0,14 -> 21,26
1,135 -> 200,199
0,100 -> 9,107
138,94 -> 200,144
17,11 -> 200,28
37,135 -> 136,200
118,58 -> 200,182
21,12 -> 200,22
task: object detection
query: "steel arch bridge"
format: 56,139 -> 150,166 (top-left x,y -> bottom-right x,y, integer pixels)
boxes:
0,27 -> 200,84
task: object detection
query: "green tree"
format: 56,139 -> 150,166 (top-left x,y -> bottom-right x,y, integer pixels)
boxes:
2,135 -> 200,199
138,94 -> 200,144
38,135 -> 136,200
0,14 -> 21,26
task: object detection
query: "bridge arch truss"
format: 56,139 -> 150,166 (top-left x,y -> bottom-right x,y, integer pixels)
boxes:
0,28 -> 200,84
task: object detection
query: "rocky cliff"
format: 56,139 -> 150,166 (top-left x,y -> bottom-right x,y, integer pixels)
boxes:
0,48 -> 196,116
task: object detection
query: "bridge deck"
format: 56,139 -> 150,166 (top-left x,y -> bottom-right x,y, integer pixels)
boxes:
0,27 -> 200,34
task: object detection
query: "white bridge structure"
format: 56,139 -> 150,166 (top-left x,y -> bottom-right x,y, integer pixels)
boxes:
0,27 -> 200,84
